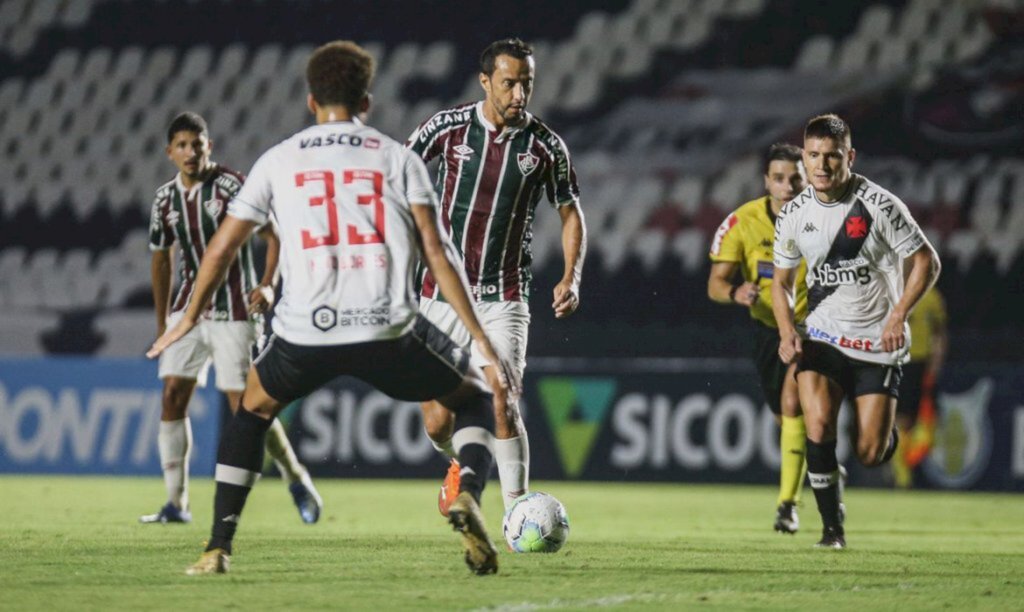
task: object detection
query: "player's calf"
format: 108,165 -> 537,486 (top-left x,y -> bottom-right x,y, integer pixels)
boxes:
805,438 -> 844,532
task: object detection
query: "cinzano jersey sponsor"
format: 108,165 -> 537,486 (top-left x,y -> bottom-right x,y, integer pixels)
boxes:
228,120 -> 437,346
406,102 -> 580,303
773,174 -> 930,365
149,165 -> 258,321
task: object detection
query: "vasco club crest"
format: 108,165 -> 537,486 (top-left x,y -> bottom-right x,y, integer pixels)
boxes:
517,152 -> 539,176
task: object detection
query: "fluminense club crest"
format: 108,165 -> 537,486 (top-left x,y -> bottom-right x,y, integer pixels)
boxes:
203,197 -> 224,219
517,152 -> 539,176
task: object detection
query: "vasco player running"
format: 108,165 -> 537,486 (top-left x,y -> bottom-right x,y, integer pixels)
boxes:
772,114 -> 940,549
148,41 -> 519,576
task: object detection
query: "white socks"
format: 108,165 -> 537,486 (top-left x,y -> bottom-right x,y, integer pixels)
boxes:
264,418 -> 305,484
158,418 -> 192,510
495,434 -> 530,511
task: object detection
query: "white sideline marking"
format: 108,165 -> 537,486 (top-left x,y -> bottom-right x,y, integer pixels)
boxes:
471,593 -> 667,611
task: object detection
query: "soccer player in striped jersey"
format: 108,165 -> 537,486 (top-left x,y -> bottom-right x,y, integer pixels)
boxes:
773,114 -> 941,549
406,38 -> 587,513
708,143 -> 810,534
143,112 -> 322,525
149,41 -> 514,575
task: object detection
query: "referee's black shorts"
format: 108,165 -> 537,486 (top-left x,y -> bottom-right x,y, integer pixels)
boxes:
253,314 -> 471,404
751,320 -> 788,415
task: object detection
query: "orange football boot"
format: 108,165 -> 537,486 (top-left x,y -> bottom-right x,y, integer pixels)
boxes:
438,459 -> 461,517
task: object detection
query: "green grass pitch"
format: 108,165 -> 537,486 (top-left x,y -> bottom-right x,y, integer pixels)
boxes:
1,476 -> 1021,610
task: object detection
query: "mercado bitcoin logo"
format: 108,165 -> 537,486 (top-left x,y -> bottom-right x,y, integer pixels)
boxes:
537,377 -> 616,478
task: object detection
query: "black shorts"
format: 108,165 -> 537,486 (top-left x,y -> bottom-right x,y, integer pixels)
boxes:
752,321 -> 788,415
797,340 -> 902,400
897,361 -> 927,419
254,314 -> 471,405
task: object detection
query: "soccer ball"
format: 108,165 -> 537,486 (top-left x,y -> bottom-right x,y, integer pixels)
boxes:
502,492 -> 570,553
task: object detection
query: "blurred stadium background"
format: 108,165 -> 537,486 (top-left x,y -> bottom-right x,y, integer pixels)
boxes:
1,0 -> 1022,493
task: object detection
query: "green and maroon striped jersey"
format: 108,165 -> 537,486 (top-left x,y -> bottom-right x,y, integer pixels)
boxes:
148,164 -> 258,321
406,102 -> 580,302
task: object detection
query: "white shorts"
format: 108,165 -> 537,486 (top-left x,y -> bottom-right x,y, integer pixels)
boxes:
418,297 -> 530,379
158,312 -> 256,391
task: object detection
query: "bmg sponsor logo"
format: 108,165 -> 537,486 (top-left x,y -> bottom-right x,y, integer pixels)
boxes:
812,261 -> 870,286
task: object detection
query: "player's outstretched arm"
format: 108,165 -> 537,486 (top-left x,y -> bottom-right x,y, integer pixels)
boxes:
410,203 -> 521,396
248,224 -> 280,315
771,265 -> 801,364
552,203 -> 585,319
882,243 -> 942,353
147,215 -> 258,358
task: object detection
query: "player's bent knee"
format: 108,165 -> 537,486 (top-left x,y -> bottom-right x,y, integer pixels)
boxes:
856,438 -> 886,466
420,401 -> 454,440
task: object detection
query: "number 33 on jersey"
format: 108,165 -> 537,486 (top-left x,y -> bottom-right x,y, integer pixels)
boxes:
228,120 -> 439,346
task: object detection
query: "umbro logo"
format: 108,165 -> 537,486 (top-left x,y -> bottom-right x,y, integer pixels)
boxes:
803,223 -> 818,233
452,144 -> 474,161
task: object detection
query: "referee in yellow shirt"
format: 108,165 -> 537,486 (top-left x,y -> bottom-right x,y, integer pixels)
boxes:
893,286 -> 948,487
708,143 -> 809,533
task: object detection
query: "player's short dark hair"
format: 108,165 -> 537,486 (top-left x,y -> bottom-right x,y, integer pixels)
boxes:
765,143 -> 803,171
480,38 -> 533,75
167,112 -> 208,143
804,113 -> 852,146
306,41 -> 376,110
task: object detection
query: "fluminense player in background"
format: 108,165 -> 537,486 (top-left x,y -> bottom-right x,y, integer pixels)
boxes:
144,112 -> 322,525
772,114 -> 941,549
708,143 -> 810,534
406,38 -> 586,515
149,41 -> 518,575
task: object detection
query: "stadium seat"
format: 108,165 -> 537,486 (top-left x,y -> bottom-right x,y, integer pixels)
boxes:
633,229 -> 668,273
857,4 -> 894,40
671,228 -> 708,273
94,309 -> 156,356
0,310 -> 58,355
794,36 -> 834,72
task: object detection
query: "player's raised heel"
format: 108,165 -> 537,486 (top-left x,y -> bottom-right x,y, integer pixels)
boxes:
185,548 -> 230,575
139,501 -> 192,524
773,501 -> 799,534
289,478 -> 324,524
447,491 -> 498,575
437,459 -> 461,518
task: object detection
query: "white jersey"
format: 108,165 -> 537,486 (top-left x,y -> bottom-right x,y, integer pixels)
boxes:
773,174 -> 930,365
228,120 -> 438,346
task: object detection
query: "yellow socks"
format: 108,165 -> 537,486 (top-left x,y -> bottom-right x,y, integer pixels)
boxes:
779,415 -> 808,505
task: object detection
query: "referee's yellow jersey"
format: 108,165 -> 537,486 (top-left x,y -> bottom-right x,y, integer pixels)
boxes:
710,196 -> 808,328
